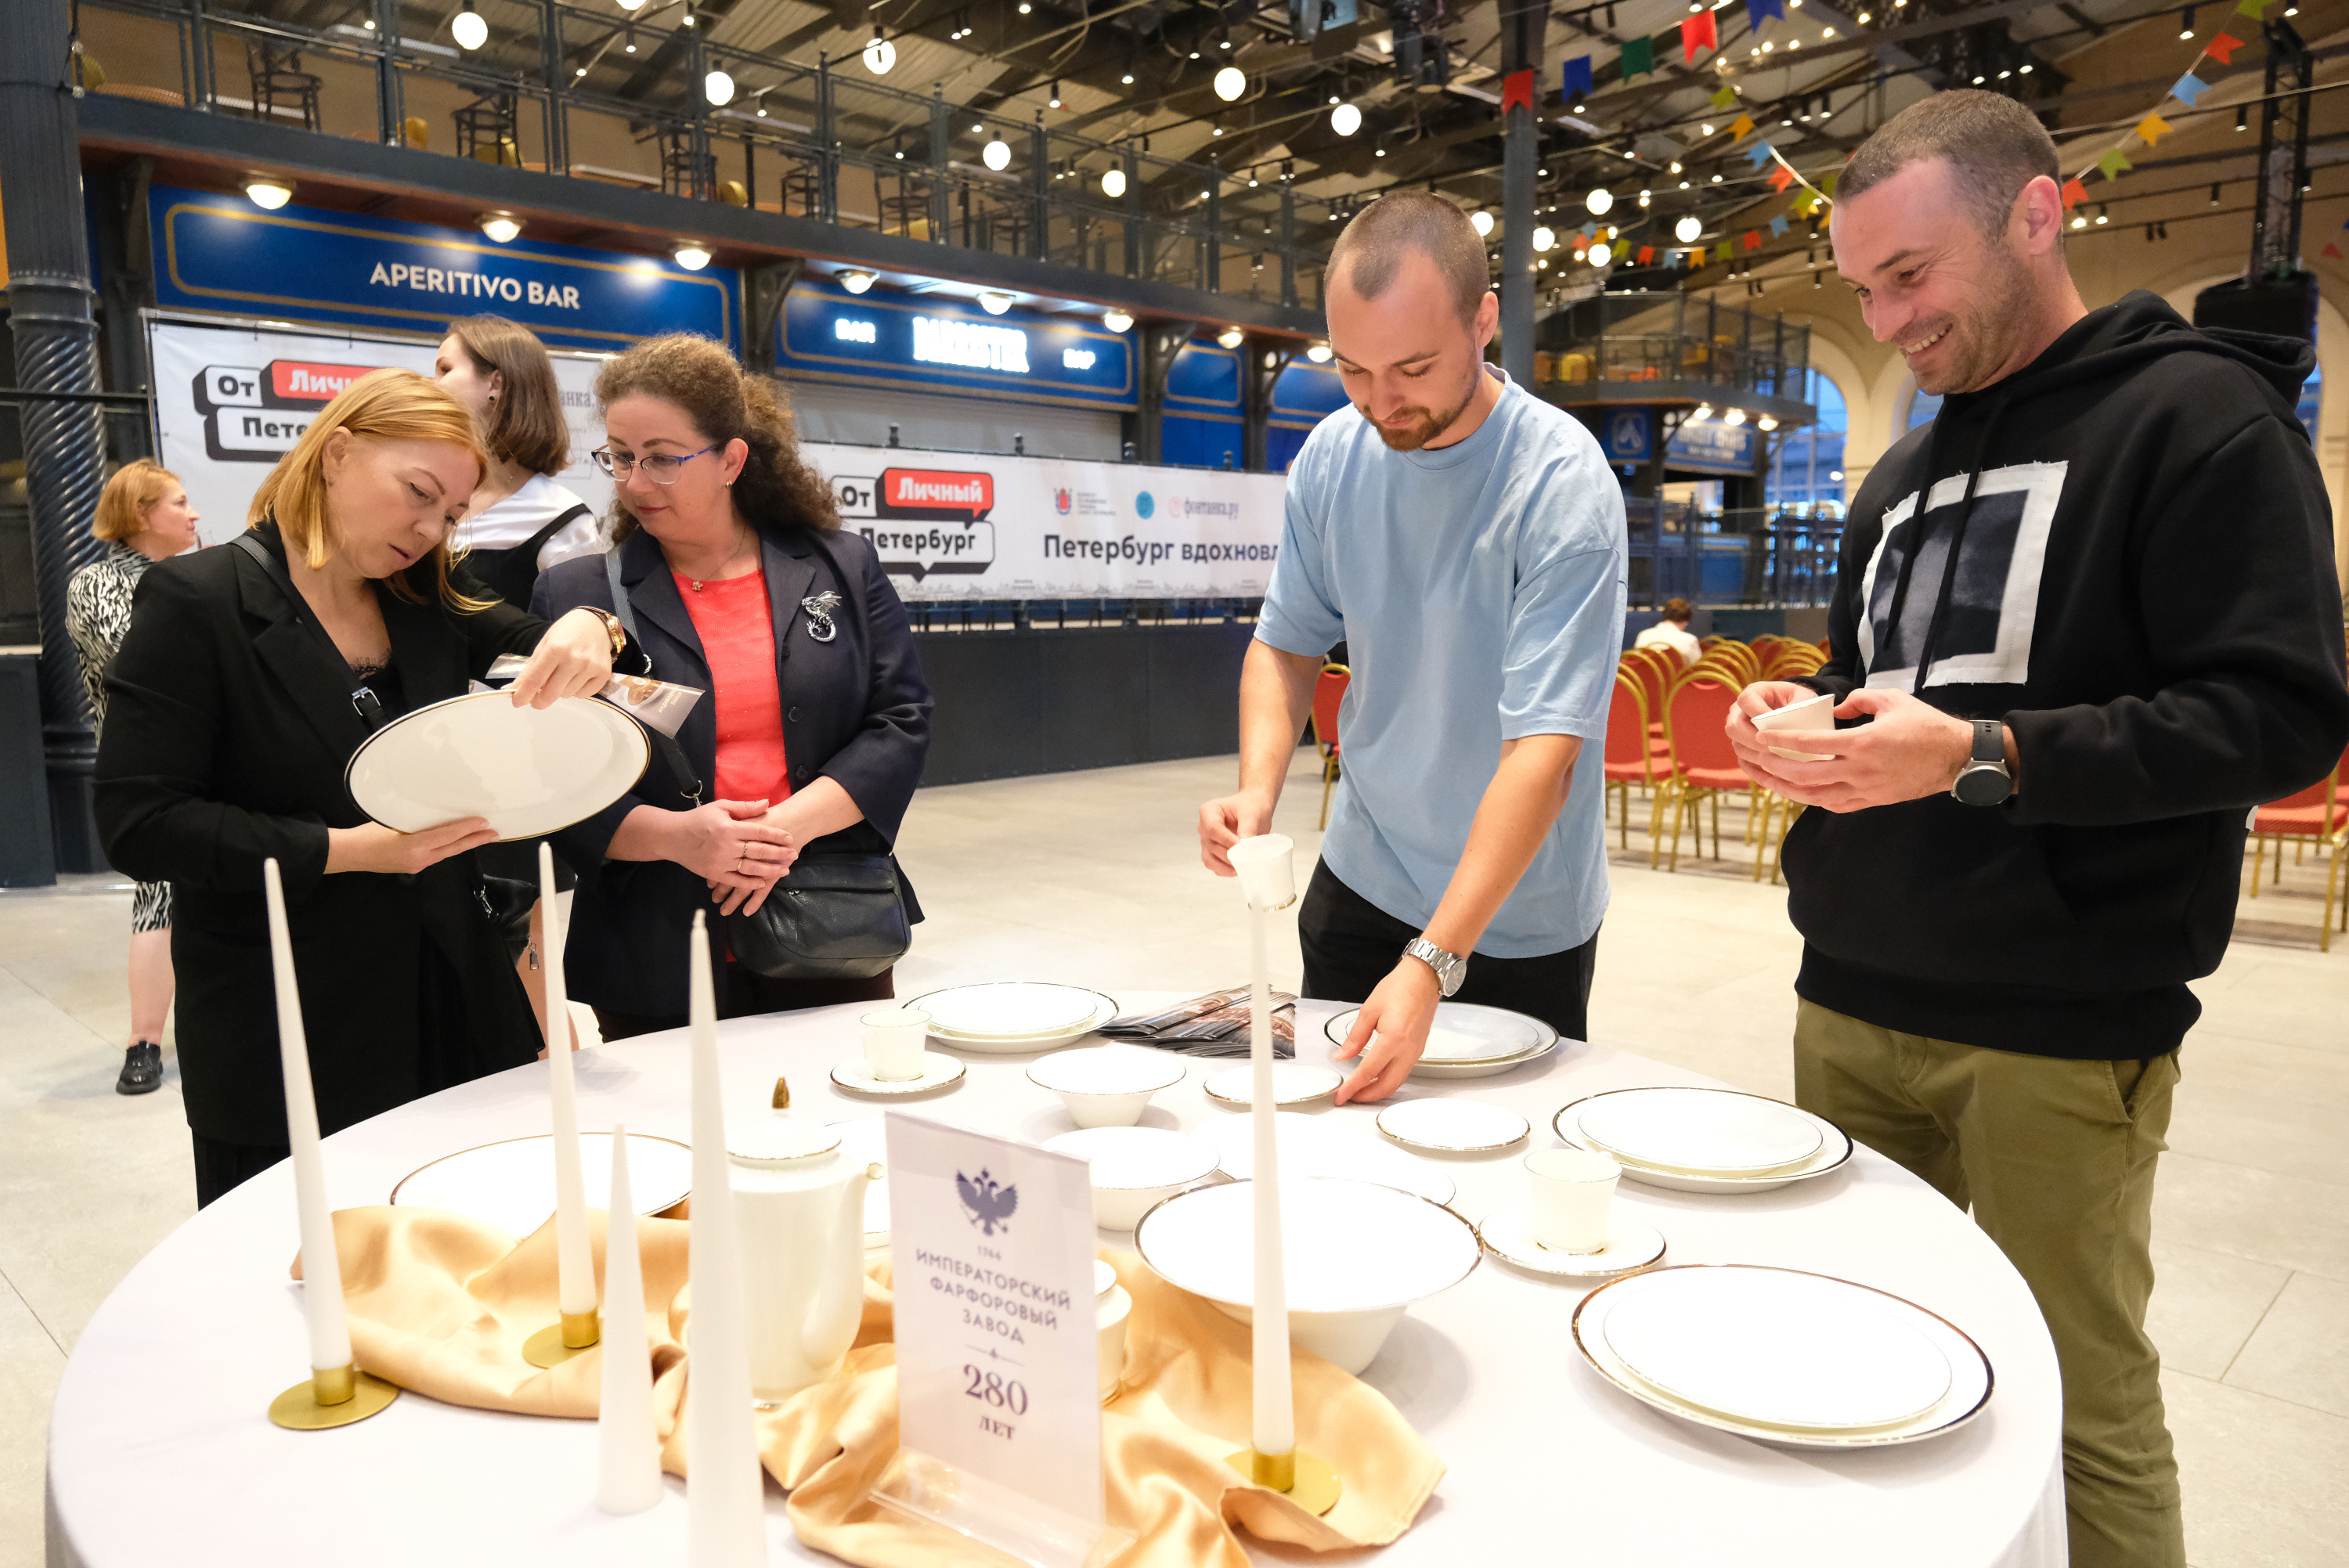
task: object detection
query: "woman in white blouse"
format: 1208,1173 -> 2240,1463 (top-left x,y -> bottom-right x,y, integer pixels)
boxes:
433,315 -> 598,610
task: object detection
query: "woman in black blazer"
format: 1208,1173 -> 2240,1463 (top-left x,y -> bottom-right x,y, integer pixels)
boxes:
532,333 -> 931,1037
96,370 -> 620,1206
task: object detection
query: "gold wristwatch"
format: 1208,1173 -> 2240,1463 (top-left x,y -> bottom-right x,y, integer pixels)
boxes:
580,606 -> 628,662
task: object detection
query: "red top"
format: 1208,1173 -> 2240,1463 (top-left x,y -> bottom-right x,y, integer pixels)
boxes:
673,569 -> 790,806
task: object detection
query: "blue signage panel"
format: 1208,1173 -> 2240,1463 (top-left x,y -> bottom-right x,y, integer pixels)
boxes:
1668,418 -> 1762,476
776,280 -> 1135,409
1601,407 -> 1654,463
151,186 -> 736,351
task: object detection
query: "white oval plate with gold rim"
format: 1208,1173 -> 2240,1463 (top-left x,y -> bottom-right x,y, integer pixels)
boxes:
909,984 -> 1121,1052
1577,1086 -> 1823,1175
1322,1002 -> 1558,1064
1376,1098 -> 1531,1155
347,690 -> 648,842
1571,1265 -> 1993,1449
391,1132 -> 691,1237
1554,1091 -> 1853,1194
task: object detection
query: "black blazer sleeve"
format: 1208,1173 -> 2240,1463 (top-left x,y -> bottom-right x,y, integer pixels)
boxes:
817,535 -> 932,844
96,564 -> 334,899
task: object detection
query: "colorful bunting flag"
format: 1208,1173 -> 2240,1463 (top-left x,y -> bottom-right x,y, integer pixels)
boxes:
2137,111 -> 2172,146
2234,0 -> 2271,19
1821,171 -> 1839,197
1710,85 -> 1737,110
1767,163 -> 1795,193
1745,140 -> 1775,168
1743,231 -> 1763,251
2204,32 -> 2243,63
2096,148 -> 2133,182
2326,241 -> 2344,259
1716,241 -> 1733,263
1638,245 -> 1655,264
1562,56 -> 1593,101
1769,214 -> 1791,236
1748,0 -> 1785,22
1621,35 -> 1654,78
2060,176 -> 2087,210
1683,10 -> 1717,58
1730,113 -> 1755,139
2170,72 -> 2210,106
1500,68 -> 1536,113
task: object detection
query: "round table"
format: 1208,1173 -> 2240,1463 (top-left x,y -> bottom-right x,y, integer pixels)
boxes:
45,996 -> 2066,1568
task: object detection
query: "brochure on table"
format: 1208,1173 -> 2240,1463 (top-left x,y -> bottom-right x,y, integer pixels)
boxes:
879,1112 -> 1125,1566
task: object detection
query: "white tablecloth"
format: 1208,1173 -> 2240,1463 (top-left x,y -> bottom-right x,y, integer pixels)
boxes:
46,997 -> 2068,1568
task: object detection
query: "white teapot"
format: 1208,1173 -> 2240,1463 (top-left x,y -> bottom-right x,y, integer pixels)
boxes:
728,1080 -> 882,1403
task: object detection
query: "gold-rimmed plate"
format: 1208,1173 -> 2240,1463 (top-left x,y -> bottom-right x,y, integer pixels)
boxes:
346,690 -> 649,842
1375,1098 -> 1531,1155
390,1132 -> 691,1237
1554,1090 -> 1853,1194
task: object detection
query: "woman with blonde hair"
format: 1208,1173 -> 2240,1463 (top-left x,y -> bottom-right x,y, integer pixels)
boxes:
67,459 -> 201,1094
94,369 -> 626,1205
534,333 -> 930,1038
433,314 -> 597,609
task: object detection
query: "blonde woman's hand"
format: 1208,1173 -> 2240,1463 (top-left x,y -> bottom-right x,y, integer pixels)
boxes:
507,609 -> 615,709
326,818 -> 498,876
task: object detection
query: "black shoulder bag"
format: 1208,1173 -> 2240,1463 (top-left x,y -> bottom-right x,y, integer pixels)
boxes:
602,550 -> 910,980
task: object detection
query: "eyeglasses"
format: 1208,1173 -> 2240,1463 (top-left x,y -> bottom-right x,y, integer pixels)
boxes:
591,442 -> 717,484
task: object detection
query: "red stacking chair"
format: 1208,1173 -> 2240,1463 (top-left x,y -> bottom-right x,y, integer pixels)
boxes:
1312,664 -> 1351,830
2246,745 -> 2348,951
1657,672 -> 1758,871
1603,672 -> 1662,851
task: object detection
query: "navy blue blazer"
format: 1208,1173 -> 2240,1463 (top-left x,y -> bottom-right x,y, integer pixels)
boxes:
532,523 -> 933,1015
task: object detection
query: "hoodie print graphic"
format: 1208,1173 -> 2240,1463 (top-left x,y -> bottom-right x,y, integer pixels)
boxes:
1855,460 -> 2069,692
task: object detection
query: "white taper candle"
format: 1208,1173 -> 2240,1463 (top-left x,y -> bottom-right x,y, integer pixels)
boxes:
1248,903 -> 1294,1459
597,1123 -> 663,1515
541,844 -> 596,1324
686,913 -> 767,1566
262,858 -> 352,1375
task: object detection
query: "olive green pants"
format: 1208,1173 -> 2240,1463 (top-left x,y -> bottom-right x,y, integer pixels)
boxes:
1792,1000 -> 2185,1568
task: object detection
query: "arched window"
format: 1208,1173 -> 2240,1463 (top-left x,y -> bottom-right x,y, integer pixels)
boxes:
1906,387 -> 1942,431
2297,364 -> 2322,442
1765,367 -> 1849,512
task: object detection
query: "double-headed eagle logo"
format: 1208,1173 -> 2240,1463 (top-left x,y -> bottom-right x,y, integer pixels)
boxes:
955,1168 -> 1018,1235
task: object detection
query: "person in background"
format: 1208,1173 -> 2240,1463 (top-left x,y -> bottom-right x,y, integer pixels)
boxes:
433,313 -> 597,1046
67,460 -> 201,1095
1632,597 -> 1700,667
1724,92 -> 2349,1567
534,333 -> 932,1040
1196,192 -> 1628,1103
94,370 -> 622,1206
433,315 -> 597,608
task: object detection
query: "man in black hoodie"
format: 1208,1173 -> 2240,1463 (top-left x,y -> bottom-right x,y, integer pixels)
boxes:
1727,92 -> 2349,1568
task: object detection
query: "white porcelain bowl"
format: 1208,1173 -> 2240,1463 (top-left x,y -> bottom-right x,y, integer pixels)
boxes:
1134,1176 -> 1481,1374
1045,1126 -> 1221,1229
1027,1045 -> 1186,1128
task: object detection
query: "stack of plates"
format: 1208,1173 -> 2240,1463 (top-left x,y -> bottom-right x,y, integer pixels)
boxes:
1573,1265 -> 1994,1447
1553,1087 -> 1853,1194
908,983 -> 1120,1054
1321,1002 -> 1562,1080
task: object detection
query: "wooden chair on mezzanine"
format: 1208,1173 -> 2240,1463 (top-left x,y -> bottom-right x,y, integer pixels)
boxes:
2245,751 -> 2348,952
244,38 -> 322,132
1312,664 -> 1351,831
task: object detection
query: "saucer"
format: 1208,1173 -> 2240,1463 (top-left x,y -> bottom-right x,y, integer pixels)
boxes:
1375,1098 -> 1531,1155
830,1052 -> 967,1096
1202,1063 -> 1344,1108
1475,1205 -> 1666,1281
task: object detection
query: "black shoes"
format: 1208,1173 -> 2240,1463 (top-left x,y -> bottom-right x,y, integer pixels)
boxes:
117,1041 -> 164,1095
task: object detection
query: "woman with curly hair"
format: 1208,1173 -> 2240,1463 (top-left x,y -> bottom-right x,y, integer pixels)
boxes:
533,333 -> 932,1037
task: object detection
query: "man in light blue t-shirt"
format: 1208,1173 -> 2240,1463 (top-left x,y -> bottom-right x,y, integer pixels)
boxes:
1198,192 -> 1627,1103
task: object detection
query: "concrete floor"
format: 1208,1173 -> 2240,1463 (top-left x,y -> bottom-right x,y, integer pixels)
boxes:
3,750 -> 2345,1567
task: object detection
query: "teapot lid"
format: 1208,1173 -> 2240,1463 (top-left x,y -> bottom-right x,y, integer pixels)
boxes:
727,1116 -> 843,1163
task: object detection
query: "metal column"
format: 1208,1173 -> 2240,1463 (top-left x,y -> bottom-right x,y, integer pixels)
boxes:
2,0 -> 109,873
1498,2 -> 1542,383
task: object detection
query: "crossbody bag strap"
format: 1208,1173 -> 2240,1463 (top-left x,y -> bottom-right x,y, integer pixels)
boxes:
604,546 -> 702,806
231,531 -> 391,734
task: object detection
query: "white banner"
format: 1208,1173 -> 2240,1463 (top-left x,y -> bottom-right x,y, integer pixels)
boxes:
146,314 -> 1287,600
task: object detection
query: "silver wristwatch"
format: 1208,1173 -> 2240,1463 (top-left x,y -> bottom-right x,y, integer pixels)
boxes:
1402,936 -> 1467,997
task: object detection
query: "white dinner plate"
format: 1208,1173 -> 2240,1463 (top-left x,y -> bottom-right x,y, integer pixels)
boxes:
390,1132 -> 691,1237
1201,1062 -> 1344,1108
346,690 -> 648,842
1323,1002 -> 1559,1064
1376,1098 -> 1531,1155
1554,1093 -> 1853,1195
1204,1111 -> 1455,1206
830,1051 -> 967,1096
1577,1087 -> 1823,1175
909,985 -> 1121,1052
1135,1177 -> 1481,1314
1601,1267 -> 1952,1429
1476,1206 -> 1665,1281
827,1118 -> 892,1247
1573,1265 -> 1994,1449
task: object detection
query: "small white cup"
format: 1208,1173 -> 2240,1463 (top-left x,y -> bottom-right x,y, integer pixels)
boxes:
1228,833 -> 1297,912
861,1008 -> 932,1081
1752,691 -> 1836,762
1526,1148 -> 1622,1255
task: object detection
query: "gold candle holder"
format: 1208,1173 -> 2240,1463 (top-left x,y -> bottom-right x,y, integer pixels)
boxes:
521,1311 -> 601,1368
1224,1447 -> 1341,1516
268,1363 -> 399,1430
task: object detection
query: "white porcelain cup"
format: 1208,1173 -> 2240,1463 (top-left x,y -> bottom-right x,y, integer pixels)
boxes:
1752,690 -> 1836,762
1228,833 -> 1297,912
860,1008 -> 931,1081
1526,1148 -> 1622,1254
